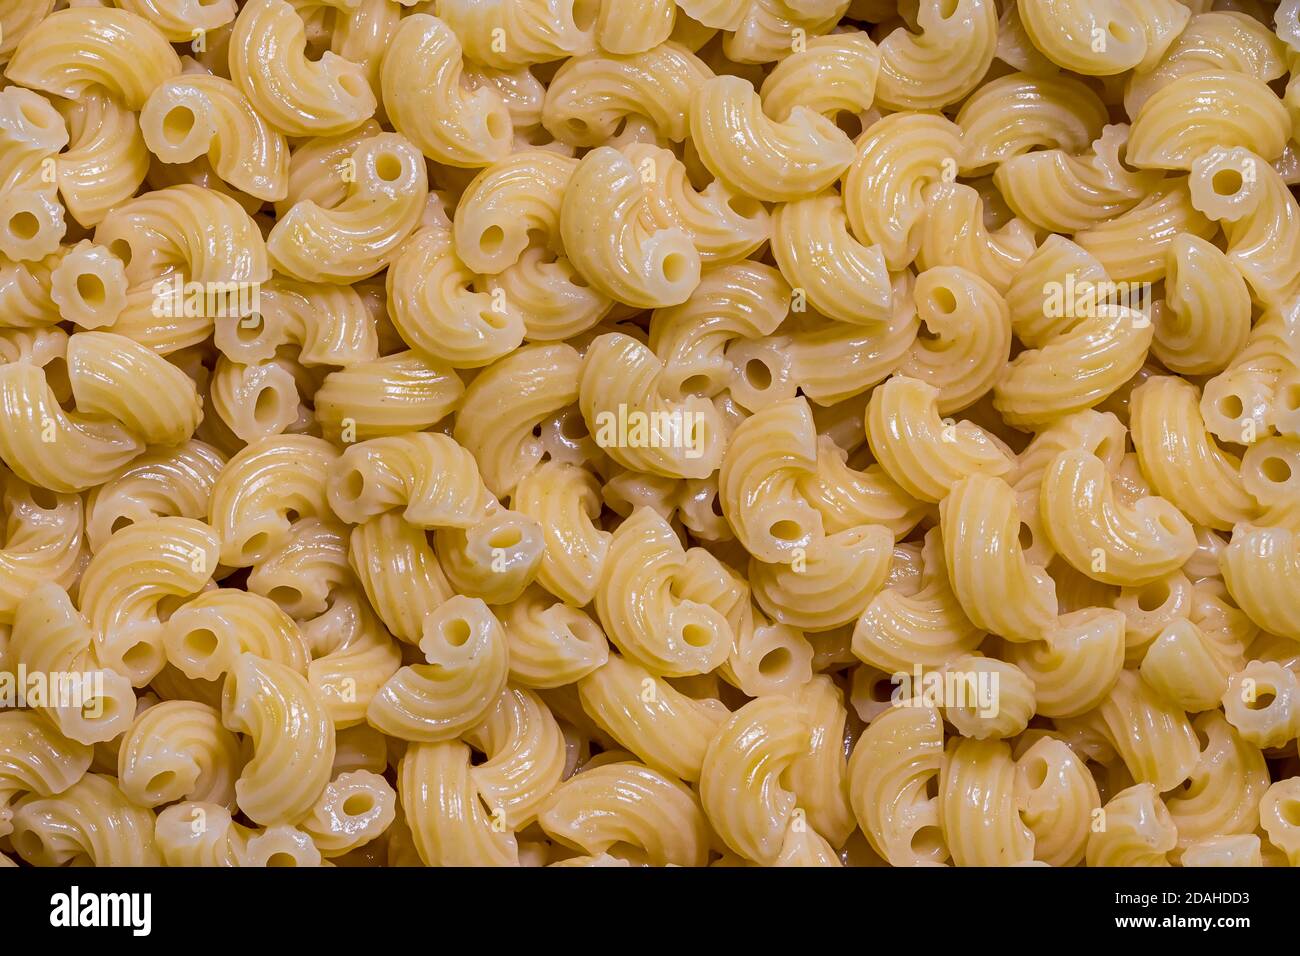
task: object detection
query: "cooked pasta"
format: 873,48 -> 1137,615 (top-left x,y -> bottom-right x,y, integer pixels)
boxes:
1,0 -> 1299,874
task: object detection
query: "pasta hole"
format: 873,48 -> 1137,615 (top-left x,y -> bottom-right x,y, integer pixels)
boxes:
337,72 -> 368,100
339,469 -> 366,502
938,0 -> 958,17
911,825 -> 944,858
266,586 -> 301,608
1246,690 -> 1276,711
487,527 -> 521,549
1284,384 -> 1300,411
443,618 -> 472,647
769,519 -> 802,542
121,640 -> 155,671
13,830 -> 45,860
1018,523 -> 1033,551
108,239 -> 132,267
162,106 -> 196,145
265,852 -> 299,867
485,110 -> 509,141
1263,457 -> 1292,483
27,486 -> 59,510
8,211 -> 38,240
1022,757 -> 1048,790
744,359 -> 772,390
1217,394 -> 1243,419
19,100 -> 50,128
146,771 -> 178,797
374,152 -> 404,183
237,313 -> 264,342
560,412 -> 588,440
566,118 -> 590,136
184,629 -> 220,660
572,0 -> 599,31
478,225 -> 506,255
758,646 -> 791,677
1281,800 -> 1300,827
480,309 -> 508,330
681,622 -> 713,647
76,272 -> 106,307
342,794 -> 372,817
242,531 -> 270,557
680,374 -> 711,395
252,388 -> 280,426
726,194 -> 764,219
660,252 -> 690,284
931,286 -> 958,314
1135,580 -> 1169,612
1211,168 -> 1243,197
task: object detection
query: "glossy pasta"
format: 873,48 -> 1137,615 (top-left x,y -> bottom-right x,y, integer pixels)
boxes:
1,0 -> 1299,874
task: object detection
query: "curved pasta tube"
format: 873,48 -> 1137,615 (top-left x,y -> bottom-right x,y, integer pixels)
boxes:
594,506 -> 734,676
750,524 -> 893,632
1014,736 -> 1099,867
398,740 -> 518,867
0,361 -> 144,493
1127,71 -> 1290,170
1040,449 -> 1196,586
700,696 -> 811,865
690,75 -> 854,202
55,89 -> 150,230
219,278 -> 376,368
940,737 -> 1035,865
955,71 -> 1107,172
847,704 -> 947,866
117,0 -> 237,42
381,14 -> 512,168
542,43 -> 711,146
1002,608 -> 1125,718
1129,375 -> 1257,531
539,761 -> 710,866
1220,525 -> 1300,641
455,344 -> 581,498
579,332 -> 722,479
995,305 -> 1154,429
759,31 -> 879,121
874,0 -> 997,110
512,463 -> 611,607
940,474 -> 1057,643
560,147 -> 699,308
437,0 -> 594,69
228,0 -> 375,137
719,396 -> 824,563
1154,233 -> 1252,376
85,441 -> 225,552
50,241 -> 128,331
459,685 -> 567,829
9,583 -> 135,745
842,111 -> 963,271
77,517 -> 220,686
798,436 -> 926,540
347,513 -> 454,646
209,435 -> 339,567
5,7 -> 181,110
141,73 -> 289,201
366,596 -> 509,742
10,772 -> 159,866
786,675 -> 855,846
771,191 -> 891,326
164,589 -> 311,681
300,769 -> 396,858
1074,177 -> 1215,283
0,476 -> 85,624
1018,0 -> 1165,76
866,375 -> 1012,504
268,133 -> 426,284
326,432 -> 490,529
116,700 -> 241,808
452,150 -> 577,275
916,182 -> 1036,293
386,225 -> 525,368
1260,777 -> 1300,866
1092,668 -> 1200,792
1086,783 -> 1176,866
499,586 -> 608,688
0,710 -> 92,840
221,652 -> 334,825
434,504 -> 544,605
314,351 -> 463,443
1164,711 -> 1268,856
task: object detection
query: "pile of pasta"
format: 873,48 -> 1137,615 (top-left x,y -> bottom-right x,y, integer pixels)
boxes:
1,0 -> 1300,869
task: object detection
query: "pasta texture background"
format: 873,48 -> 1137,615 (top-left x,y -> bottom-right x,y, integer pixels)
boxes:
0,0 -> 1299,869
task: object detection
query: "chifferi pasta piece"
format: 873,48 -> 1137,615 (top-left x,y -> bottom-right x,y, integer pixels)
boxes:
0,710 -> 92,839
300,770 -> 396,858
1259,777 -> 1300,866
5,7 -> 181,110
1181,835 -> 1263,868
915,181 -> 1037,293
1003,608 -> 1126,718
434,503 -> 544,604
116,0 -> 237,42
1073,176 -> 1215,283
1221,660 -> 1299,750
512,463 -> 611,606
9,584 -> 136,745
540,760 -> 711,866
221,652 -> 334,826
10,772 -> 160,866
797,436 -> 927,540
1164,711 -> 1269,856
77,517 -> 220,686
500,587 -> 609,687
155,801 -> 320,867
770,191 -> 892,326
462,686 -> 567,828
1154,233 -> 1252,376
956,71 -> 1108,173
1086,783 -> 1177,866
306,590 -> 402,728
848,704 -> 947,866
327,432 -> 490,529
867,375 -> 1014,504
941,737 -> 1035,865
314,351 -> 463,443
398,740 -> 518,867
366,596 -> 509,742
49,241 -> 128,331
786,676 -> 856,846
690,75 -> 855,202
438,0 -> 595,69
1139,619 -> 1237,713
347,513 -> 454,645
164,589 -> 311,681
874,0 -> 998,110
1221,524 -> 1300,641
595,0 -> 676,54
219,278 -> 377,368
719,396 -> 824,563
700,695 -> 812,865
759,31 -> 879,120
117,700 -> 242,808
0,475 -> 84,624
228,0 -> 375,138
594,506 -> 734,676
542,43 -> 711,146
381,14 -> 512,168
452,150 -> 576,275
1014,736 -> 1099,866
749,524 -> 893,632
1092,669 -> 1200,792
268,133 -> 426,284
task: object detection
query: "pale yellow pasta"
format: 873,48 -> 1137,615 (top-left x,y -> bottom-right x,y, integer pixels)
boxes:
721,602 -> 815,697
314,351 -> 463,443
463,685 -> 566,828
10,772 -> 160,867
1139,619 -> 1237,713
435,504 -> 544,604
500,586 -> 609,688
700,695 -> 811,865
0,710 -> 92,840
1182,834 -> 1264,868
398,740 -> 518,867
1087,783 -> 1176,866
1074,177 -> 1215,282
437,0 -> 595,69
49,240 -> 128,331
797,436 -> 927,540
0,476 -> 83,626
366,596 -> 509,742
228,0 -> 375,138
915,181 -> 1037,293
299,770 -> 395,858
1092,669 -> 1200,792
6,7 -> 182,110
1165,710 -> 1269,856
381,14 -> 512,168
759,31 -> 878,121
268,133 -> 426,284
221,651 -> 334,825
1154,233 -> 1253,376
957,71 -> 1108,173
512,463 -> 611,606
848,704 -> 947,866
164,588 -> 311,681
347,513 -> 454,645
1221,660 -> 1300,749
874,0 -> 998,110
1015,735 -> 1099,867
116,700 -> 241,808
1259,776 -> 1300,865
750,524 -> 893,632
